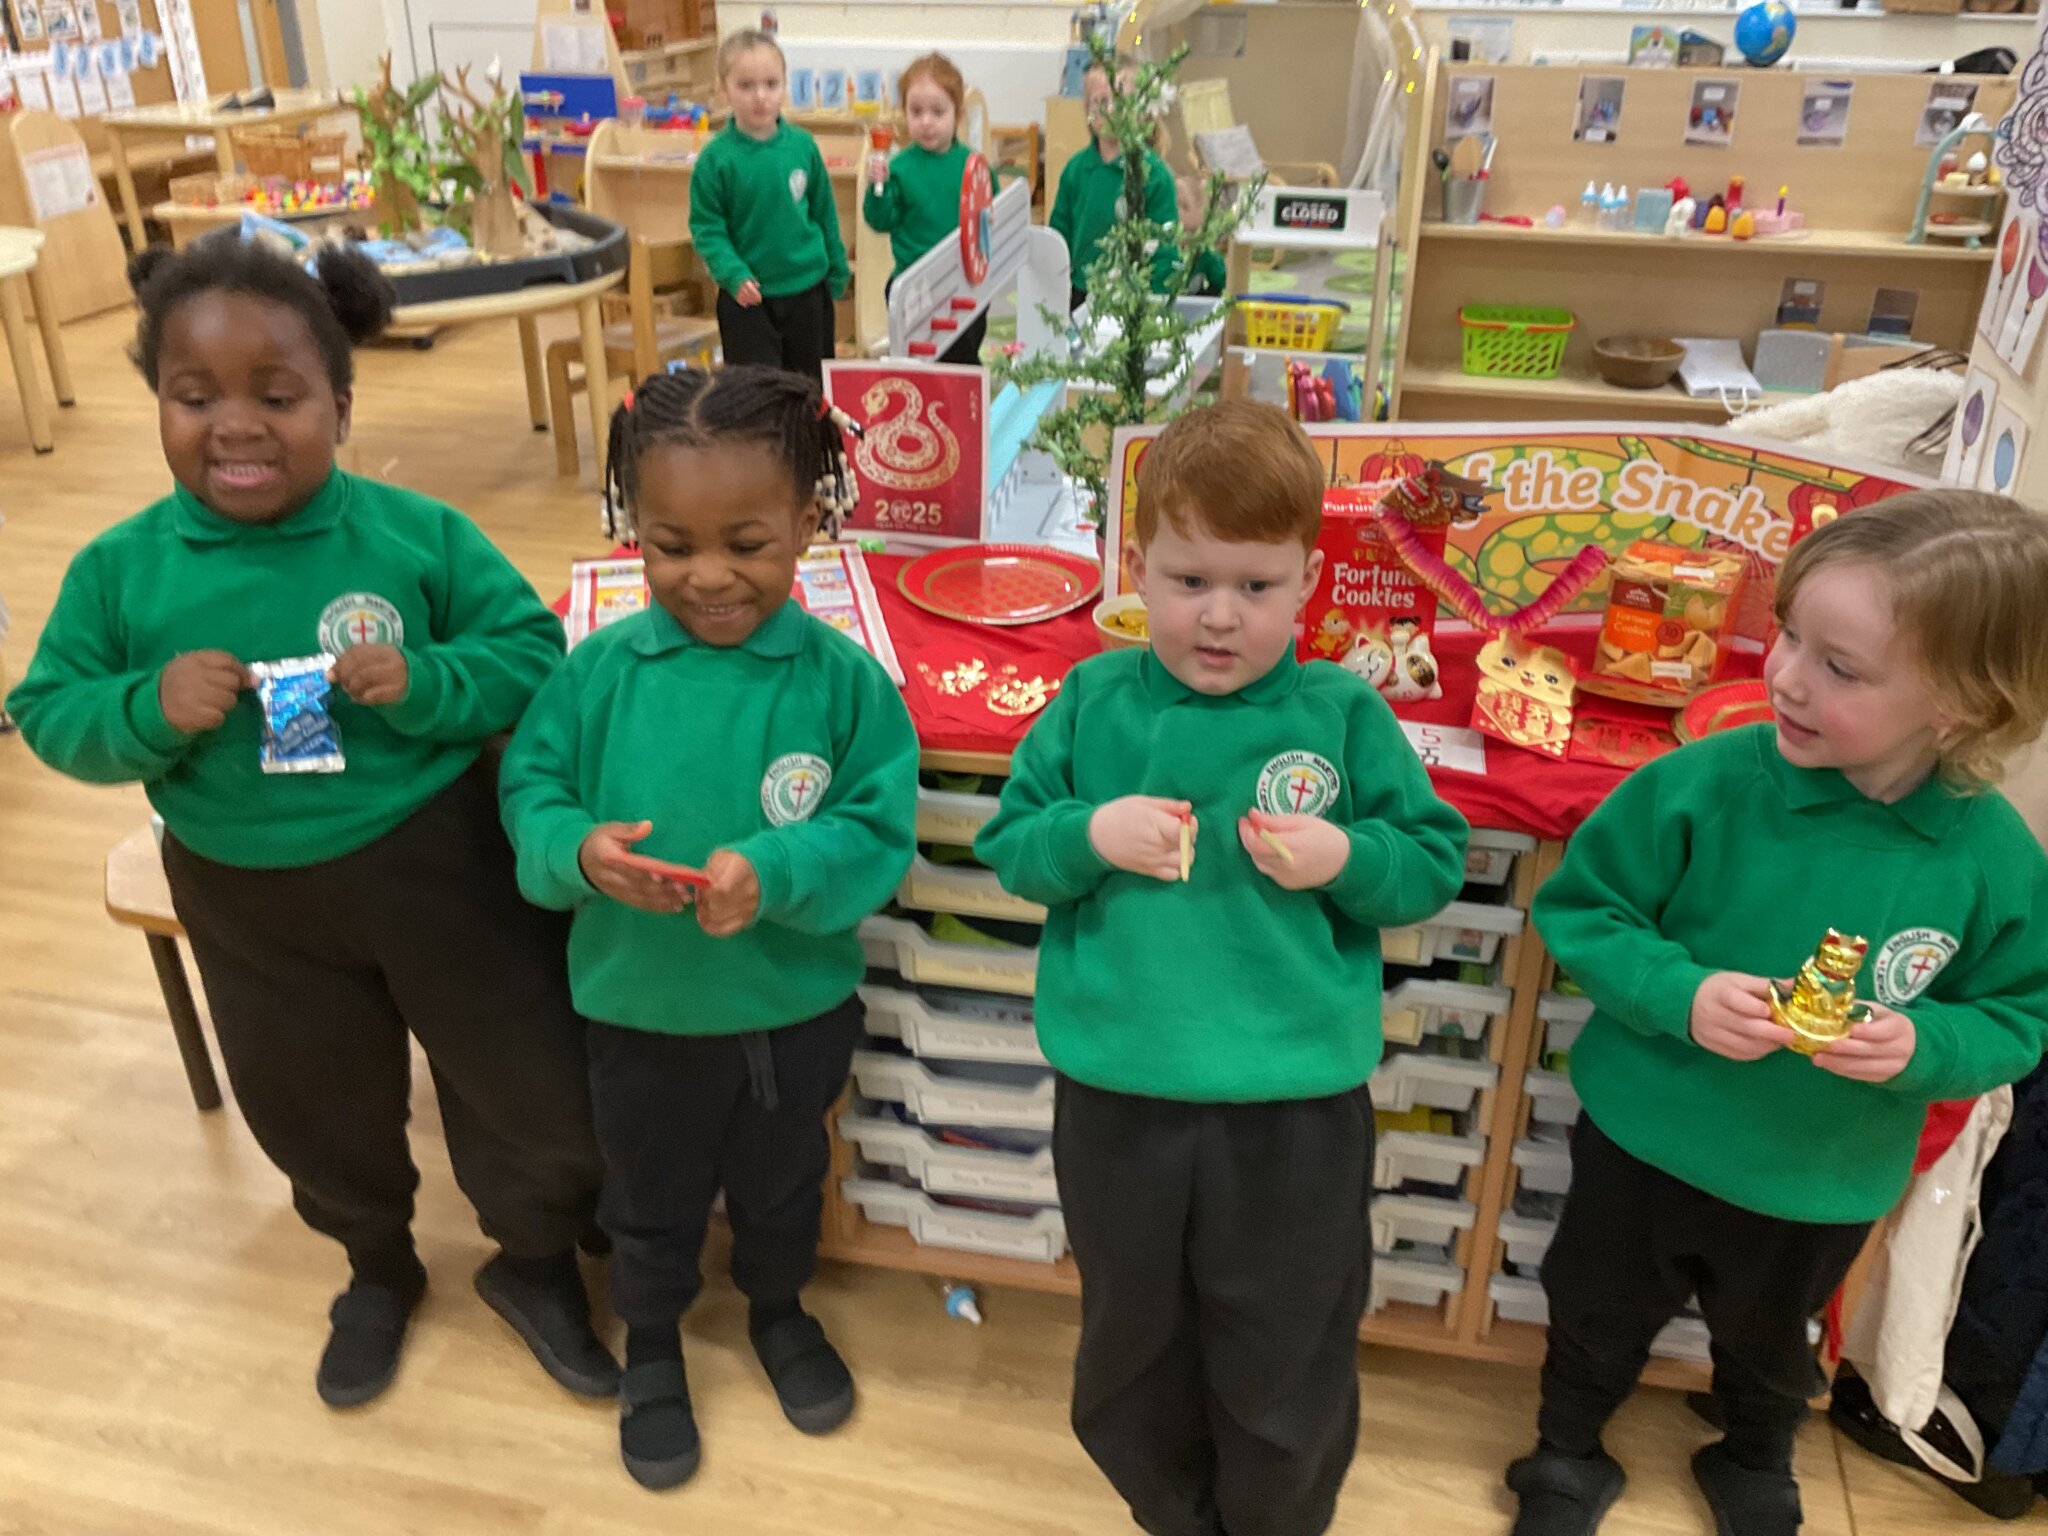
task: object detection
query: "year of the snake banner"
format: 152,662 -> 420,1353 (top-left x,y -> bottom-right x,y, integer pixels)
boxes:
824,361 -> 988,547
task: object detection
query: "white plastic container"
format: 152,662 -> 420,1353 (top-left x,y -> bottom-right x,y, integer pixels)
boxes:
1369,1252 -> 1466,1315
1652,1316 -> 1713,1362
850,1050 -> 1056,1131
1382,977 -> 1513,1048
859,982 -> 1045,1066
1490,1272 -> 1549,1326
1523,1068 -> 1582,1129
1382,898 -> 1526,968
860,915 -> 1037,997
1375,1127 -> 1487,1194
840,1177 -> 1069,1263
1513,1136 -> 1574,1196
916,783 -> 1002,846
839,1110 -> 1059,1205
1497,1209 -> 1558,1269
1465,827 -> 1536,887
1538,991 -> 1594,1061
1372,1050 -> 1498,1115
898,854 -> 1047,924
1370,1193 -> 1476,1254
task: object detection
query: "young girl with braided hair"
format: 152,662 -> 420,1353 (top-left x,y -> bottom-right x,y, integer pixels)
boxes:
500,364 -> 917,1492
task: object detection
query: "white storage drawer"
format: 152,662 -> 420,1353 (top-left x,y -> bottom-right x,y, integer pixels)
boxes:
859,982 -> 1045,1066
1372,1049 -> 1498,1115
1375,1127 -> 1487,1194
916,783 -> 1002,846
1382,898 -> 1526,968
841,1177 -> 1069,1263
1491,1273 -> 1548,1327
1513,1136 -> 1573,1196
839,1109 -> 1058,1205
1498,1209 -> 1558,1269
1371,1194 -> 1476,1254
1465,828 -> 1536,887
1382,977 -> 1513,1048
1370,1252 -> 1465,1315
1538,991 -> 1593,1066
1524,1068 -> 1582,1129
898,854 -> 1047,924
851,1049 -> 1056,1131
860,915 -> 1037,997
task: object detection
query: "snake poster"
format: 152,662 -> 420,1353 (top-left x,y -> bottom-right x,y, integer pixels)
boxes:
823,362 -> 989,547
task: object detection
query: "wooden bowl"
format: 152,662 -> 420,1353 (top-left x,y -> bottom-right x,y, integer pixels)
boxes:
1092,593 -> 1151,652
1593,336 -> 1687,390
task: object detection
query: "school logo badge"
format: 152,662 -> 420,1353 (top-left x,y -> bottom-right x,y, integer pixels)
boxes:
762,753 -> 831,826
318,592 -> 404,653
789,168 -> 808,203
1874,928 -> 1959,1006
1255,751 -> 1341,818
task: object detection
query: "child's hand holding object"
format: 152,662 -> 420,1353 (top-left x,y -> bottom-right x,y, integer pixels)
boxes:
696,849 -> 761,936
1814,1003 -> 1917,1083
1091,796 -> 1195,883
1690,971 -> 1796,1061
579,820 -> 699,914
1238,810 -> 1349,891
329,644 -> 409,706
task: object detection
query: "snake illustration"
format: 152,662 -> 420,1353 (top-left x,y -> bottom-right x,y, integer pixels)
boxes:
856,379 -> 963,492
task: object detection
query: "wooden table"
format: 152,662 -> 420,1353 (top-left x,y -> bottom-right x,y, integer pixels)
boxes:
100,91 -> 341,249
0,226 -> 76,454
391,269 -> 628,482
105,826 -> 221,1113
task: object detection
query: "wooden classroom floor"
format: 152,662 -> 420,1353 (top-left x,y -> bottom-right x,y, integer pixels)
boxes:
0,309 -> 2027,1534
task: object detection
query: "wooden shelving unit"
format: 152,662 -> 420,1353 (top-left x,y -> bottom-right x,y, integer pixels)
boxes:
1391,63 -> 2013,423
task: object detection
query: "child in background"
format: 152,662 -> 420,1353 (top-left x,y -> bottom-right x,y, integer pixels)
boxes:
863,52 -> 984,365
1049,56 -> 1182,313
500,365 -> 918,1491
1508,491 -> 2048,1536
8,239 -> 613,1411
977,400 -> 1469,1536
690,30 -> 851,383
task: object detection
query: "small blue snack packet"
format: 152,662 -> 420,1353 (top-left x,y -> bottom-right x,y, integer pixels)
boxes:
249,654 -> 345,774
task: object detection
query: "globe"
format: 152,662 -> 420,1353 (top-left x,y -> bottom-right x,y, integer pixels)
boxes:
1734,1 -> 1796,67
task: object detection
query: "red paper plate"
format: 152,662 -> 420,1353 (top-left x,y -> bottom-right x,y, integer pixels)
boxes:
1676,679 -> 1774,744
897,544 -> 1103,626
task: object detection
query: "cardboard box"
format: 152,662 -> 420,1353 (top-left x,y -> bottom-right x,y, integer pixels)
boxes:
1300,489 -> 1446,701
1580,540 -> 1745,707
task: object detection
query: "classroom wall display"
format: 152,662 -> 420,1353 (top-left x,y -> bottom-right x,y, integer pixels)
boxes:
1573,76 -> 1624,146
1981,206 -> 2030,348
1686,79 -> 1737,148
1944,368 -> 1999,486
1445,74 -> 1493,142
1105,425 -> 1919,643
1920,80 -> 1979,147
823,361 -> 990,548
1981,400 -> 2030,496
1797,79 -> 1852,149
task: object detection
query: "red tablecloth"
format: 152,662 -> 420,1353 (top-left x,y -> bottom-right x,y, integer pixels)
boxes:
557,551 -> 1761,842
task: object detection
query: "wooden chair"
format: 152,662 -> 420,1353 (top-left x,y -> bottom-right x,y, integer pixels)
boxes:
4,111 -> 133,323
0,226 -> 75,454
105,826 -> 222,1113
1178,78 -> 1340,188
545,235 -> 719,477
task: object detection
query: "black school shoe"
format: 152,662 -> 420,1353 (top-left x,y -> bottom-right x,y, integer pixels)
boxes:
1693,1442 -> 1802,1536
1829,1368 -> 2037,1520
620,1358 -> 702,1490
1505,1445 -> 1626,1535
474,1253 -> 622,1398
316,1273 -> 424,1408
752,1311 -> 856,1434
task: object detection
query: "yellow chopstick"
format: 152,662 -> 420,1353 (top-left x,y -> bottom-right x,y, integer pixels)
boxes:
1179,815 -> 1193,882
1257,826 -> 1297,865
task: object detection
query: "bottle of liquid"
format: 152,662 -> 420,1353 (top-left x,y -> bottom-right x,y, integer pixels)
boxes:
1579,179 -> 1600,226
1613,185 -> 1631,231
1598,183 -> 1617,231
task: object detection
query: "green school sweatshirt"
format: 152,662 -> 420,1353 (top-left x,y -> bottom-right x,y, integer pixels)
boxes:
690,118 -> 852,300
1537,724 -> 2048,1225
1048,140 -> 1180,295
863,139 -> 970,283
498,599 -> 917,1036
8,470 -> 564,869
975,649 -> 1469,1102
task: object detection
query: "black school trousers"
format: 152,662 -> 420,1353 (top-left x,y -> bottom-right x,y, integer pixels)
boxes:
1538,1115 -> 1871,1472
716,279 -> 837,385
161,762 -> 601,1286
586,996 -> 863,1327
1054,1075 -> 1376,1536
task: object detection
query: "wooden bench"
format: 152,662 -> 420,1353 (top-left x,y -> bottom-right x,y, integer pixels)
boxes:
104,825 -> 221,1112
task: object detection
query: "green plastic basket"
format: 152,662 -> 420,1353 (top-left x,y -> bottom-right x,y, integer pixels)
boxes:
1459,305 -> 1576,380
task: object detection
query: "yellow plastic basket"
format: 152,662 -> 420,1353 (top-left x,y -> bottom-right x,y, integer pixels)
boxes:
1236,295 -> 1348,352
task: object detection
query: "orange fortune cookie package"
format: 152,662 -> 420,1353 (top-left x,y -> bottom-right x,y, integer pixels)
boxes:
1579,540 -> 1745,708
1298,489 -> 1446,703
